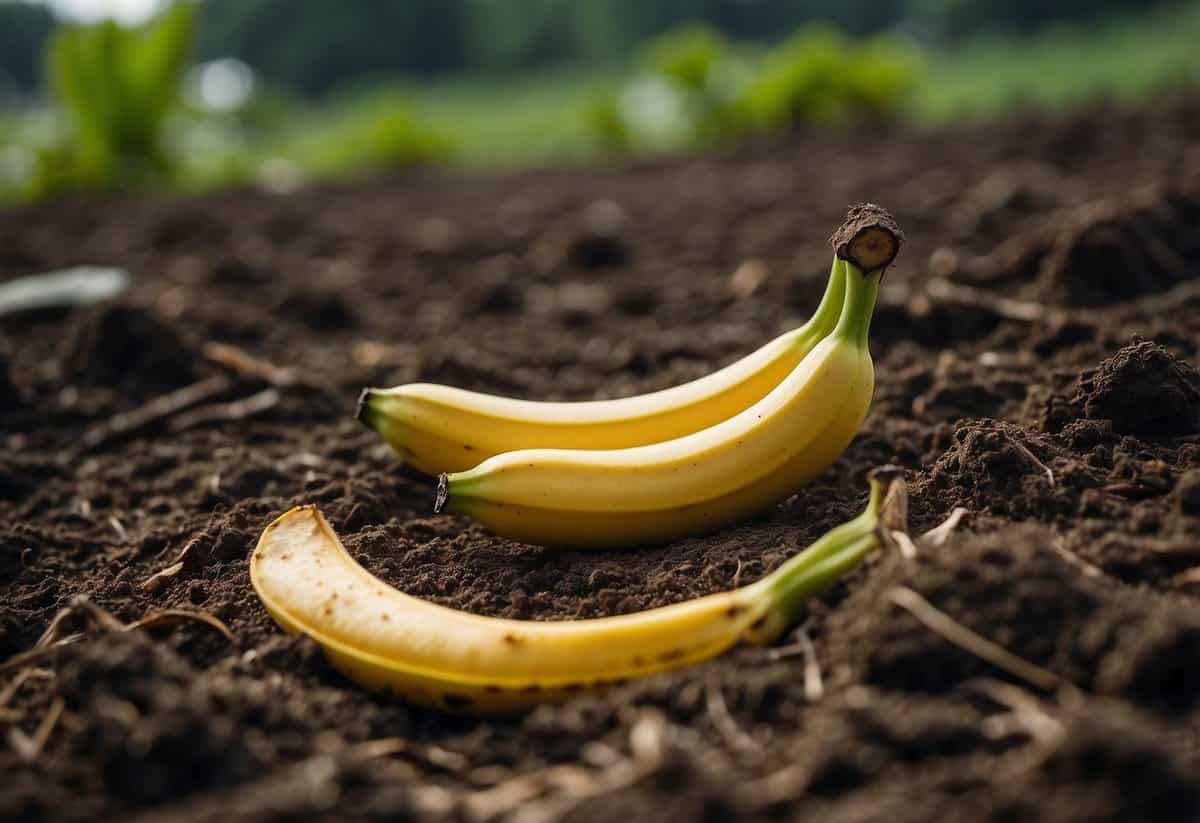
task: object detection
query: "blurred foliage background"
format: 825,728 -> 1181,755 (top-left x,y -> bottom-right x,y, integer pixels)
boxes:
1,0 -> 1198,202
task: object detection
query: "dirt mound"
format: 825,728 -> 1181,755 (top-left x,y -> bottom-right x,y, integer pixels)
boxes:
987,701 -> 1200,823
917,421 -> 1073,520
1024,189 -> 1200,307
1074,340 -> 1200,436
59,303 -> 200,397
830,524 -> 1200,716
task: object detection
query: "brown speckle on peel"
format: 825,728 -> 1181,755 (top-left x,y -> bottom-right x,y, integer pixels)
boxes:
829,203 -> 903,271
749,615 -> 768,631
380,613 -> 390,622
725,605 -> 746,619
632,655 -> 647,667
502,633 -> 525,646
658,649 -> 686,663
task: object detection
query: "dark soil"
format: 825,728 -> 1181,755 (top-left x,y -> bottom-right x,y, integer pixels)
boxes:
4,91 -> 1200,822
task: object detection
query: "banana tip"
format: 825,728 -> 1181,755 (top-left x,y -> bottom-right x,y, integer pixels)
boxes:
434,474 -> 449,513
830,203 -> 903,273
868,464 -> 906,485
355,388 -> 373,426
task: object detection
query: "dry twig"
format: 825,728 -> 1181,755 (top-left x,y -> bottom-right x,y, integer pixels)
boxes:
1010,438 -> 1055,486
140,561 -> 185,592
0,634 -> 85,676
705,675 -> 759,755
926,278 -> 1064,324
920,507 -> 969,548
1050,537 -> 1103,579
82,375 -> 234,449
795,625 -> 824,702
888,586 -> 1064,693
203,341 -> 299,387
127,609 -> 235,643
965,679 -> 1065,744
168,388 -> 280,432
890,530 -> 920,560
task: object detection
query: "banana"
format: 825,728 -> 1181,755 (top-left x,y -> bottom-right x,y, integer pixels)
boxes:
358,259 -> 847,475
440,260 -> 881,547
249,472 -> 898,715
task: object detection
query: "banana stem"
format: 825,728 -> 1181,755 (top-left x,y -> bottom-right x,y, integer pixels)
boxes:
832,262 -> 881,349
802,258 -> 848,342
743,477 -> 884,643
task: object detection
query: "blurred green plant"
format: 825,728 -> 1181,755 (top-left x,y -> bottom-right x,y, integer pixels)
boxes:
31,2 -> 196,197
643,24 -> 728,90
742,27 -> 924,130
589,24 -> 748,152
273,91 -> 453,181
590,22 -> 923,153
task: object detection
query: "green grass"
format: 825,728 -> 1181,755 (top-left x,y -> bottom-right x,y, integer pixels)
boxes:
4,3 -> 1200,203
348,2 -> 1200,166
258,64 -> 627,174
396,66 -> 625,167
912,3 -> 1200,123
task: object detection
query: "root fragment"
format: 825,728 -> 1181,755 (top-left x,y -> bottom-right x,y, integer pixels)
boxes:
462,710 -> 667,823
706,674 -> 759,755
796,625 -> 823,701
891,530 -> 920,560
920,507 -> 969,548
141,560 -> 185,592
203,341 -> 299,387
888,586 -> 1066,694
926,278 -> 1063,324
9,697 -> 65,763
108,515 -> 128,542
1050,537 -> 1103,579
167,388 -> 280,432
126,609 -> 235,643
0,634 -> 85,676
1011,438 -> 1055,486
0,598 -> 234,680
82,375 -> 233,449
965,678 -> 1065,744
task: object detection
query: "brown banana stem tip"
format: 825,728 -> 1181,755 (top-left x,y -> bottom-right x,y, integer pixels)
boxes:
435,474 -> 449,513
829,204 -> 904,272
